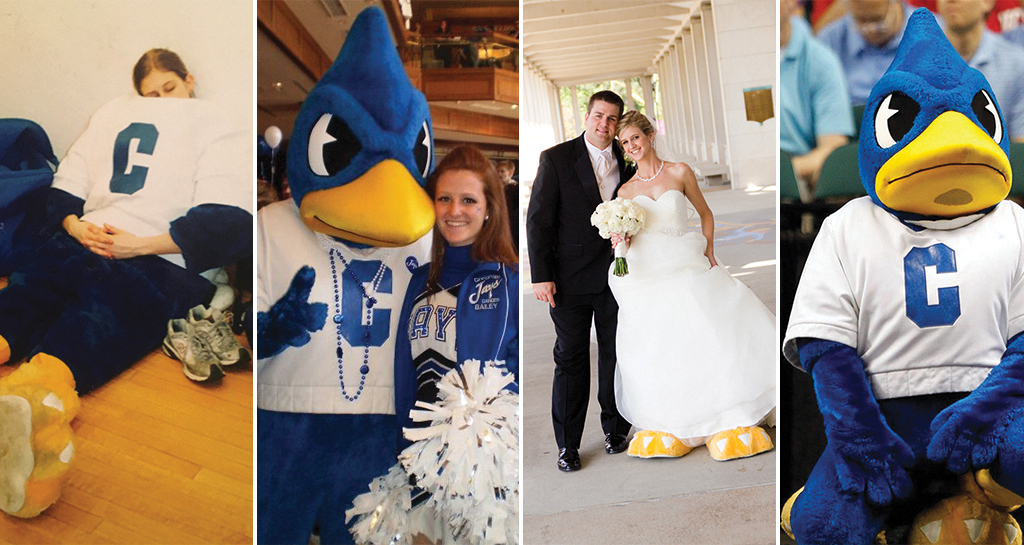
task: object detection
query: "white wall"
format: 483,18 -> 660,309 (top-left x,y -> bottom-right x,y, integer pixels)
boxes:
0,0 -> 253,157
711,0 -> 777,190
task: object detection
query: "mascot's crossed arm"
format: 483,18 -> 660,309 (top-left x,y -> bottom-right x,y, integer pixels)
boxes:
256,7 -> 435,544
782,9 -> 1024,545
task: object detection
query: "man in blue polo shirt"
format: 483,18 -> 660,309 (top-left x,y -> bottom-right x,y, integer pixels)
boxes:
940,0 -> 1024,141
781,0 -> 856,187
818,0 -> 914,106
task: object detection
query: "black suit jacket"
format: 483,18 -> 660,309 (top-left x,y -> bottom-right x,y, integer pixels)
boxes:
526,133 -> 633,296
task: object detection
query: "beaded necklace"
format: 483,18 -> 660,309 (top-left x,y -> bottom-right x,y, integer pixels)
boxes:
637,160 -> 665,182
319,234 -> 390,402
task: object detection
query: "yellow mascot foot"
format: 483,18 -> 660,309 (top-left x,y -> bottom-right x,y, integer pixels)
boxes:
975,470 -> 1024,512
0,353 -> 78,518
706,426 -> 773,461
627,430 -> 693,458
781,487 -> 801,540
0,334 -> 10,365
910,493 -> 1022,545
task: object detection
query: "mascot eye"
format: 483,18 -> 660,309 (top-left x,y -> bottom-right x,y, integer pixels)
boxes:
875,92 -> 920,149
308,113 -> 361,177
413,121 -> 432,179
972,90 -> 1003,143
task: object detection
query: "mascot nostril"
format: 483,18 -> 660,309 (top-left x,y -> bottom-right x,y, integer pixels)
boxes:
934,188 -> 973,206
784,8 -> 1024,545
256,7 -> 434,544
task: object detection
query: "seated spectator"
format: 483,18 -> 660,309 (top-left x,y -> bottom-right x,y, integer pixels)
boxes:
818,0 -> 913,105
781,0 -> 856,188
938,0 -> 1024,141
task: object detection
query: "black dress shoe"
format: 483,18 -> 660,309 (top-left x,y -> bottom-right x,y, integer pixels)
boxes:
605,433 -> 629,454
557,447 -> 581,471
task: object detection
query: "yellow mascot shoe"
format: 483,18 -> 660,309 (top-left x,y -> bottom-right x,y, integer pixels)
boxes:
975,470 -> 1024,512
909,493 -> 1022,545
706,426 -> 773,461
0,353 -> 78,518
627,430 -> 692,458
781,487 -> 802,540
0,334 -> 10,365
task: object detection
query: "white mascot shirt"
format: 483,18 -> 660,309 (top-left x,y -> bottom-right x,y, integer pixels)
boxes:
52,94 -> 251,268
785,197 -> 1024,399
256,199 -> 432,414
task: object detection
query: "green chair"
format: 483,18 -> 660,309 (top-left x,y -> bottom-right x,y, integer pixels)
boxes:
1009,142 -> 1024,199
815,142 -> 865,201
851,104 -> 866,140
780,149 -> 801,202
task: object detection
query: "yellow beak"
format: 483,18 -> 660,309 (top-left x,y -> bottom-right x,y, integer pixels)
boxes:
299,159 -> 434,247
875,111 -> 1011,217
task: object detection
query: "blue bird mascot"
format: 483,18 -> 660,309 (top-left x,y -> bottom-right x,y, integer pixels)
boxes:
256,8 -> 434,544
783,9 -> 1024,545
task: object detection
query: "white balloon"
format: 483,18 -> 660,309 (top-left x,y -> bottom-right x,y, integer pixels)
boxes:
264,126 -> 283,149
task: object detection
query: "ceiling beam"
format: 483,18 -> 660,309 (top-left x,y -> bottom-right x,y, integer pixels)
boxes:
524,18 -> 683,41
529,44 -> 664,62
532,57 -> 655,74
551,68 -> 654,88
524,0 -> 687,20
525,36 -> 666,54
524,7 -> 686,34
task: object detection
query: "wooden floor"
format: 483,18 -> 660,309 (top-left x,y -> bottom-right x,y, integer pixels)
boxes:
0,332 -> 253,544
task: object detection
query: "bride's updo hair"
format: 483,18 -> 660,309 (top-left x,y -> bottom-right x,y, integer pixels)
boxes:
617,111 -> 655,139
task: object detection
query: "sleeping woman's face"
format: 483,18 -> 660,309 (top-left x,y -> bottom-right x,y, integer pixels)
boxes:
139,69 -> 195,98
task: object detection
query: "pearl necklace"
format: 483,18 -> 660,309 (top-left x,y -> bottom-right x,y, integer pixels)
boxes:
637,160 -> 665,182
317,233 -> 391,402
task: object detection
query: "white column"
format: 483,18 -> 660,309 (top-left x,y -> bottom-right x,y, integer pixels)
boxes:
569,85 -> 582,136
702,1 -> 729,166
709,0 -> 776,189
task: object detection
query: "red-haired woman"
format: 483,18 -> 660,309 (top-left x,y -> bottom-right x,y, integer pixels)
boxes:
394,144 -> 519,430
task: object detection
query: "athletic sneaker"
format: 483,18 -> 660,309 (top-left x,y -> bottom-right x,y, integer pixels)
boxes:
163,319 -> 224,382
186,305 -> 251,367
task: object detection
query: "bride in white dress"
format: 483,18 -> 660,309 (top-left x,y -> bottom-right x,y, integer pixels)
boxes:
609,111 -> 776,461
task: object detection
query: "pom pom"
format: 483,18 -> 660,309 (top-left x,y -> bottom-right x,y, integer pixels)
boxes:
350,360 -> 519,545
346,463 -> 421,545
401,360 -> 519,545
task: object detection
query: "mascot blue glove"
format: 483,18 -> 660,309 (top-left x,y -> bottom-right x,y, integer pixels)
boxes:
782,9 -> 1024,545
256,7 -> 435,545
256,265 -> 327,359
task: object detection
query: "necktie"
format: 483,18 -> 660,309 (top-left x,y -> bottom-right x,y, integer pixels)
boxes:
599,150 -> 614,179
597,150 -> 614,200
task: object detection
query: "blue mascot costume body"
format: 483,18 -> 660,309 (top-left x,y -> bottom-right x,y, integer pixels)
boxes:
783,9 -> 1024,545
256,8 -> 435,544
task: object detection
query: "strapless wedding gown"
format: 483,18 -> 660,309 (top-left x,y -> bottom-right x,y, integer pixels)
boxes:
609,190 -> 776,444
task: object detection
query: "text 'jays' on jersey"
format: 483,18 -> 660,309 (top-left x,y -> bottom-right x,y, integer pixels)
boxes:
52,95 -> 251,269
785,197 -> 1024,400
256,200 -> 432,415
408,285 -> 460,408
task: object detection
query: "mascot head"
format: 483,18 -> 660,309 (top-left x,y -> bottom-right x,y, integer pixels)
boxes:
287,6 -> 435,247
859,8 -> 1011,223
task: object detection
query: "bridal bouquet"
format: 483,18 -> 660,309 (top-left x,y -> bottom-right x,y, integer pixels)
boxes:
346,360 -> 520,545
591,197 -> 646,276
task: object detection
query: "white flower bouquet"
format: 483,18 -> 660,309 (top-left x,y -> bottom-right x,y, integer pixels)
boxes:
591,197 -> 646,276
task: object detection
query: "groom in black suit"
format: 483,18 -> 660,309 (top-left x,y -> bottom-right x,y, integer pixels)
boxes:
526,90 -> 634,472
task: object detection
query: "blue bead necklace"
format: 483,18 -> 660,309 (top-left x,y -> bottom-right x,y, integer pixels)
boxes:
328,247 -> 388,402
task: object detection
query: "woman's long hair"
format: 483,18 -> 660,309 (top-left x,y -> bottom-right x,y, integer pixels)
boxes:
132,48 -> 192,96
425,145 -> 518,294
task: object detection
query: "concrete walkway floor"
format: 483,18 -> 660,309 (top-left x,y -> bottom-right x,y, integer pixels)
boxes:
521,185 -> 779,544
